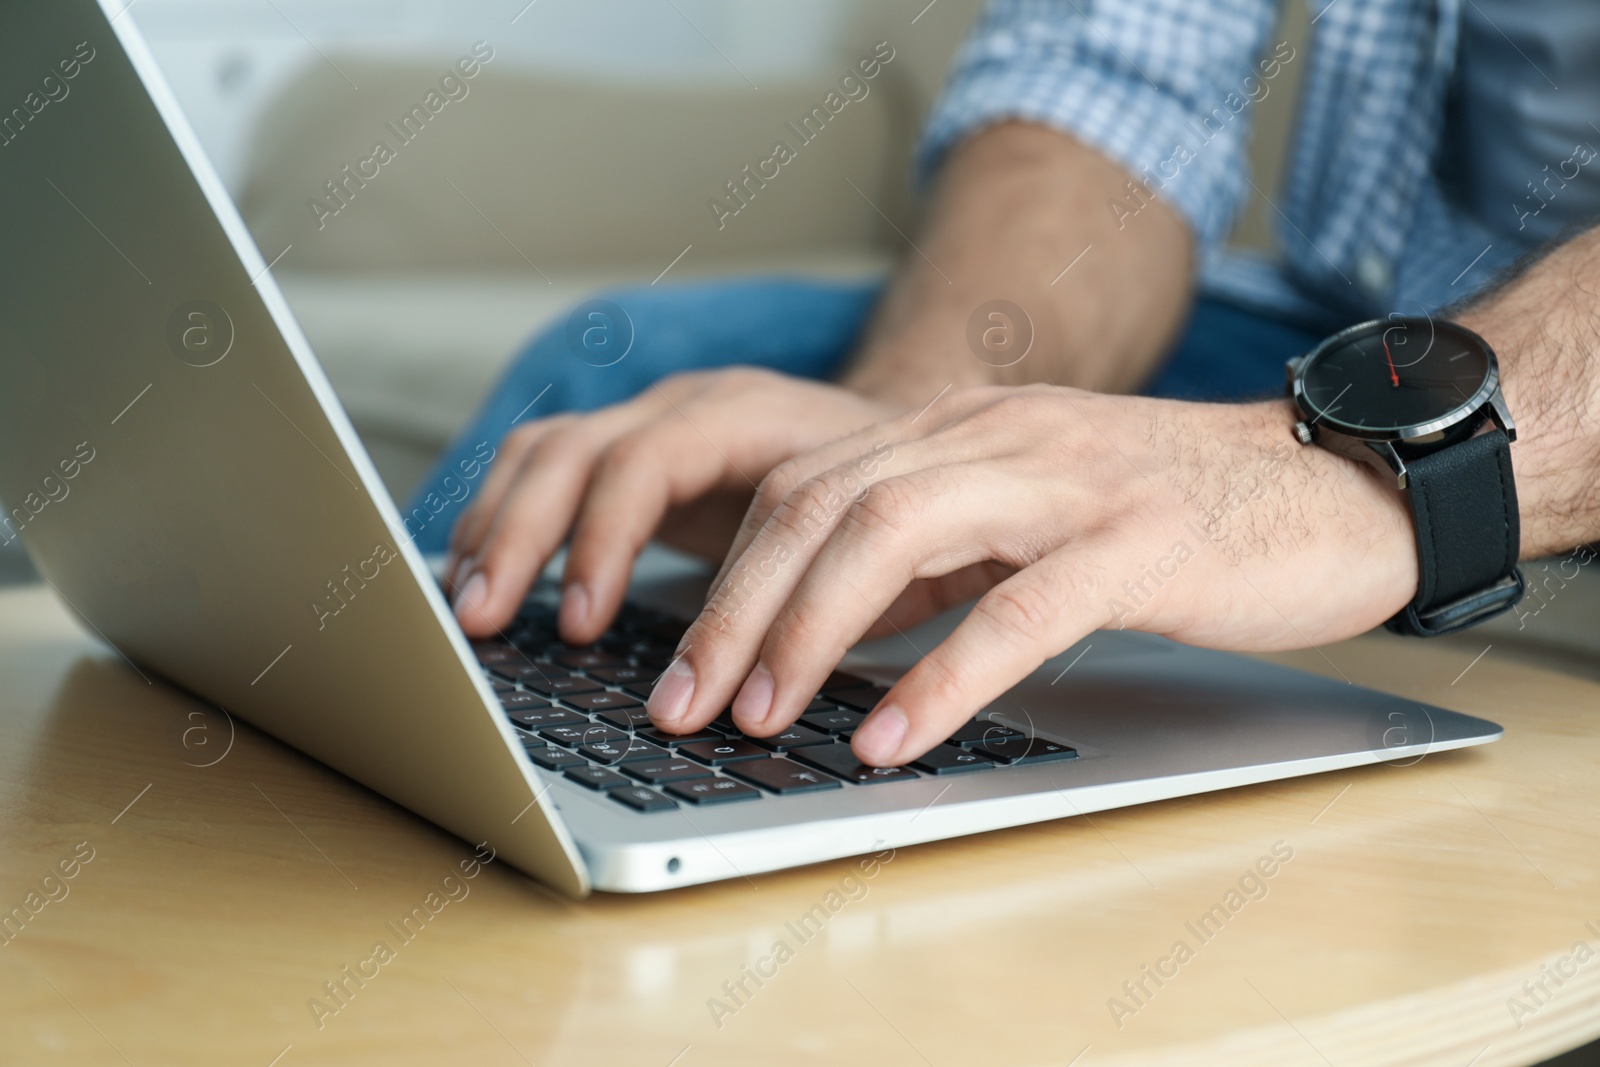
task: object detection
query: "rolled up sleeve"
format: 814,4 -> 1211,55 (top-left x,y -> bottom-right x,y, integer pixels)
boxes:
918,0 -> 1280,248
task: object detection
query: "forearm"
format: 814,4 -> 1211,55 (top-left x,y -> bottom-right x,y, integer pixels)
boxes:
841,122 -> 1195,407
1453,228 -> 1600,557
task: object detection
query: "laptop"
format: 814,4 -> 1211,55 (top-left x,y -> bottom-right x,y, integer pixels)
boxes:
0,0 -> 1502,896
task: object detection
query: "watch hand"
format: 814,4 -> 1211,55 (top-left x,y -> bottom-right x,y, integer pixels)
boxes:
1382,336 -> 1400,388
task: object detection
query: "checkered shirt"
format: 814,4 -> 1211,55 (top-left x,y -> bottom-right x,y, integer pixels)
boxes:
919,0 -> 1532,328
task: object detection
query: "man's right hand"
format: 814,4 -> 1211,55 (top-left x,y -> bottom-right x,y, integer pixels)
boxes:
445,367 -> 899,643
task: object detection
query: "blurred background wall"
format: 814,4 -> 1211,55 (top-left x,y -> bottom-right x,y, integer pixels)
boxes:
131,0 -> 885,195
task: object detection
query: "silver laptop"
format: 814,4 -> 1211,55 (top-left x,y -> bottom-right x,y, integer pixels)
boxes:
0,0 -> 1501,896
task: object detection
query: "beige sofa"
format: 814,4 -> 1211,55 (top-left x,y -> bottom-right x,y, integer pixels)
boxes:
235,2 -> 984,499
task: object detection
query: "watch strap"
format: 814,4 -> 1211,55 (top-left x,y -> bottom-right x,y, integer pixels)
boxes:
1386,428 -> 1524,636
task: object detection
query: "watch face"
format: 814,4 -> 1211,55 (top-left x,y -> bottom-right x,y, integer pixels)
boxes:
1298,318 -> 1493,434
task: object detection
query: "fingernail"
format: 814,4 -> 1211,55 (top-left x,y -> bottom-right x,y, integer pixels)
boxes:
560,583 -> 589,634
648,656 -> 695,728
732,662 -> 775,731
454,571 -> 488,625
852,704 -> 908,766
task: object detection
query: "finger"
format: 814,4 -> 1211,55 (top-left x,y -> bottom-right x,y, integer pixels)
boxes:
562,372 -> 890,642
452,423 -> 610,636
708,426 -> 901,596
558,417 -> 752,643
859,563 -> 1013,641
653,430 -> 988,734
707,387 -> 998,593
444,416 -> 569,586
450,389 -> 680,578
850,551 -> 1110,766
740,465 -> 1054,737
647,448 -> 904,732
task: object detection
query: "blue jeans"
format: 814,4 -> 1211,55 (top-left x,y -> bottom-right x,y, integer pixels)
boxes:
404,278 -> 1325,552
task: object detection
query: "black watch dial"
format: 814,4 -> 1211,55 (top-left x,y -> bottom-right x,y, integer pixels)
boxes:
1298,318 -> 1493,434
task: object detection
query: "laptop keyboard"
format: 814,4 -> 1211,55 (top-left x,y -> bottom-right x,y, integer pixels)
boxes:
471,589 -> 1077,814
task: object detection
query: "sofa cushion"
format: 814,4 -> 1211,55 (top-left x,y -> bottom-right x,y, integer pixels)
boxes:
237,55 -> 919,275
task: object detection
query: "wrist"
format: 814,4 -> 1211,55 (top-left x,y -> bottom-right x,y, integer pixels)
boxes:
1452,307 -> 1600,557
1240,395 -> 1419,615
840,337 -> 998,410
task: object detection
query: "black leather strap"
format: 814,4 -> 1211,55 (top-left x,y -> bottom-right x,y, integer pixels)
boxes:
1386,428 -> 1524,636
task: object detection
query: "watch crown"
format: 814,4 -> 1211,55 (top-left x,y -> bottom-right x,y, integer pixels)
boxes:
1293,421 -> 1315,446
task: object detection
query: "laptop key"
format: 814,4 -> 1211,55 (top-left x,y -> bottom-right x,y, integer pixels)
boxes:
491,662 -> 569,684
506,706 -> 586,730
819,670 -> 871,692
910,746 -> 997,775
747,724 -> 833,752
540,723 -> 625,747
514,603 -> 558,628
524,675 -> 604,698
512,617 -> 563,643
489,677 -> 517,693
552,648 -> 628,671
975,736 -> 1078,765
594,707 -> 655,731
678,739 -> 769,766
665,777 -> 762,805
610,785 -> 678,813
563,690 -> 644,713
588,665 -> 654,688
565,765 -> 633,790
727,758 -> 844,795
789,743 -> 920,785
828,686 -> 891,712
507,625 -> 557,650
623,758 -> 708,784
635,619 -> 686,644
499,690 -> 552,712
581,738 -> 671,766
707,711 -> 742,735
637,727 -> 724,748
799,708 -> 865,735
945,720 -> 1025,749
522,743 -> 585,771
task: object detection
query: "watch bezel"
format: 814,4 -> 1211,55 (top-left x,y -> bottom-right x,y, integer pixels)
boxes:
1288,318 -> 1501,443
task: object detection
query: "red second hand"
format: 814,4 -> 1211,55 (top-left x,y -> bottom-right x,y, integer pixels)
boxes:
1382,336 -> 1400,388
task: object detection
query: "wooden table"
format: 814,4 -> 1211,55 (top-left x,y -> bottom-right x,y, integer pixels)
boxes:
3,580 -> 1598,1066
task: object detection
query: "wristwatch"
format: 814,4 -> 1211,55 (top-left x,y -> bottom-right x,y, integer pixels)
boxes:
1286,317 -> 1524,637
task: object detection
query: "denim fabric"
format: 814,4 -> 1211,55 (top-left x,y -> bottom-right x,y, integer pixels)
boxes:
404,278 -> 1323,552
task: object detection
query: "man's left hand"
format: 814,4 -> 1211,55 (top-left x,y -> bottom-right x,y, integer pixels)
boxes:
645,385 -> 1418,766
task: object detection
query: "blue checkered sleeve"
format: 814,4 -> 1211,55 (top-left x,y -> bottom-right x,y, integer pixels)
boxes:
918,0 -> 1282,248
